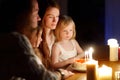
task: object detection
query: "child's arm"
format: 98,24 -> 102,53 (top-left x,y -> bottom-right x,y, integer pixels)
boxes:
73,39 -> 85,58
51,43 -> 75,69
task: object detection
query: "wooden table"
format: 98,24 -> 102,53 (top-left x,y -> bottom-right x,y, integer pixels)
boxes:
65,60 -> 120,80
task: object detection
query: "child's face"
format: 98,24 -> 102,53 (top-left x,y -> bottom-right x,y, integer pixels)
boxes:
60,24 -> 73,40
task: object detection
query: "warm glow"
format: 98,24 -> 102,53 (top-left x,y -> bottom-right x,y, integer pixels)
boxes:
108,38 -> 118,46
85,47 -> 94,60
107,38 -> 119,61
98,65 -> 112,80
88,47 -> 94,60
86,59 -> 98,64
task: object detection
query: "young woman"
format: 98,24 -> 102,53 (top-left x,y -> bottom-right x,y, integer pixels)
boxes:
38,0 -> 60,69
51,15 -> 85,70
39,0 -> 60,58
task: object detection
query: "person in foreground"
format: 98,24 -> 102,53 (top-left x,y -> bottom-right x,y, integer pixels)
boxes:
0,0 -> 74,80
51,15 -> 85,70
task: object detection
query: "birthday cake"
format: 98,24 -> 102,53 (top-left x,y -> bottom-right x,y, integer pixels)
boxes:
72,59 -> 87,71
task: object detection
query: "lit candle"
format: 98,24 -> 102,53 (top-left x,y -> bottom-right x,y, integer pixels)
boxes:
98,65 -> 112,80
108,38 -> 119,61
86,60 -> 98,80
88,47 -> 94,60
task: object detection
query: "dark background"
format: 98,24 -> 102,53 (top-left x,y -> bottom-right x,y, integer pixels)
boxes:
67,0 -> 105,49
57,0 -> 120,60
57,0 -> 120,49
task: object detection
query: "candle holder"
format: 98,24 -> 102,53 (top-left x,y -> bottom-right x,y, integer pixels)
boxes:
86,60 -> 98,80
107,38 -> 119,61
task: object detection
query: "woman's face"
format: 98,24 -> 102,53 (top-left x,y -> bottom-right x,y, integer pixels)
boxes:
43,7 -> 59,30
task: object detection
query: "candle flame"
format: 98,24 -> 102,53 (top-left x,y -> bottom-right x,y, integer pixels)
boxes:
89,47 -> 94,53
88,47 -> 94,60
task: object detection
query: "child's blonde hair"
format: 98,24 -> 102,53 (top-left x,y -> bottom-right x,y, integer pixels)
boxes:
55,15 -> 76,41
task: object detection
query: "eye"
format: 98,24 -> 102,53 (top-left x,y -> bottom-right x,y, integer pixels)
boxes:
48,15 -> 54,18
63,30 -> 67,32
49,16 -> 53,18
56,16 -> 59,19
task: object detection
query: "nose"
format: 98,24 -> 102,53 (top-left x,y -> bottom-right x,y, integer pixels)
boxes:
40,37 -> 42,42
53,17 -> 56,22
37,15 -> 41,21
38,37 -> 42,43
66,31 -> 69,35
53,17 -> 58,23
